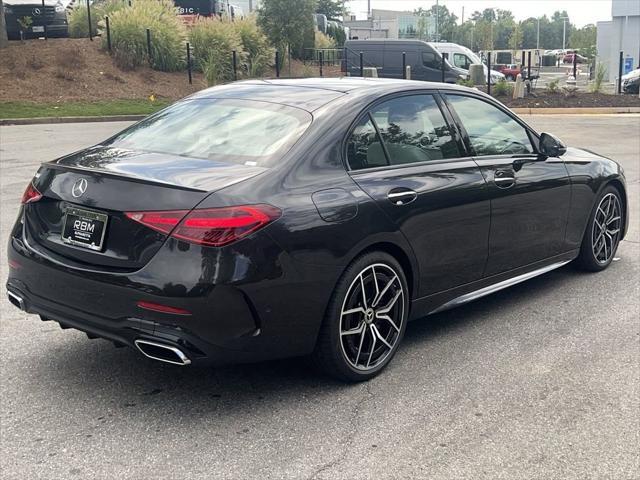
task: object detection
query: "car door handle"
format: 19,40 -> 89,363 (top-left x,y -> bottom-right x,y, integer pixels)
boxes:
387,188 -> 418,206
494,169 -> 516,189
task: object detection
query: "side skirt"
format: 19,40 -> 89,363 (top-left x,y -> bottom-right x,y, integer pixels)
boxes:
409,250 -> 579,320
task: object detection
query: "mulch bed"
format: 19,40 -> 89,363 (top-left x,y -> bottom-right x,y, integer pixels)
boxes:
0,37 -> 341,104
0,38 -> 202,102
498,92 -> 640,108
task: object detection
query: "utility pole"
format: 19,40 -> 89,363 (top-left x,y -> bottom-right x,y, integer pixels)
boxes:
435,0 -> 439,42
561,17 -> 569,50
536,17 -> 540,49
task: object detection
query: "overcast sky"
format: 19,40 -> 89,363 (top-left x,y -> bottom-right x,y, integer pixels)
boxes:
345,0 -> 613,27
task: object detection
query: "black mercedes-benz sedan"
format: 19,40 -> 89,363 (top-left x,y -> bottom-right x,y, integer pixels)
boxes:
6,78 -> 629,381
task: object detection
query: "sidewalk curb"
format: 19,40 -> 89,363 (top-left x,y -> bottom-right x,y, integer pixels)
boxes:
511,106 -> 640,115
1,107 -> 639,125
0,115 -> 148,126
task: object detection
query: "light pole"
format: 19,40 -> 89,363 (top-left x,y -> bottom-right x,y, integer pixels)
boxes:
561,16 -> 569,50
536,17 -> 540,49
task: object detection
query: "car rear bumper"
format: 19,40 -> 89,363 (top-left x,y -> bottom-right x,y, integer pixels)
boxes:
7,219 -> 337,366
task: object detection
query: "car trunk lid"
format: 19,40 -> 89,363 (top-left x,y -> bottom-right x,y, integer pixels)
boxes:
24,146 -> 266,271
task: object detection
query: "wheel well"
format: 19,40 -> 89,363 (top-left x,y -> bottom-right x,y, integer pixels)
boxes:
359,242 -> 416,298
607,179 -> 627,238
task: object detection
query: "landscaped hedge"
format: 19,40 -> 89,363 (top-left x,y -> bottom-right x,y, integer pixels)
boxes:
101,0 -> 186,71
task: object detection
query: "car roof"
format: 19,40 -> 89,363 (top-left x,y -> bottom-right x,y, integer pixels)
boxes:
188,78 -> 468,112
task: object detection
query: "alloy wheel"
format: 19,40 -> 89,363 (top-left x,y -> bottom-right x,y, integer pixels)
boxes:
591,193 -> 622,264
339,263 -> 405,371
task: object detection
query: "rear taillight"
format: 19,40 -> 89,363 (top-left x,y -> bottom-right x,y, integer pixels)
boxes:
21,183 -> 42,204
126,205 -> 281,247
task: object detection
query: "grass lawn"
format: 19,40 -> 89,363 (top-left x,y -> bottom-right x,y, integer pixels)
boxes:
0,99 -> 172,119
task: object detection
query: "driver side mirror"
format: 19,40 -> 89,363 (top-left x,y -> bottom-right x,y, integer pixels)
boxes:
539,132 -> 567,157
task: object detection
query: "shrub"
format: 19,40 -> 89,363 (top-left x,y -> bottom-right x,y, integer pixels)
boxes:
590,62 -> 607,93
492,79 -> 513,97
314,30 -> 335,49
189,18 -> 245,85
69,0 -> 125,38
68,4 -> 96,38
456,78 -> 475,88
546,78 -> 560,93
234,15 -> 273,77
103,0 -> 186,71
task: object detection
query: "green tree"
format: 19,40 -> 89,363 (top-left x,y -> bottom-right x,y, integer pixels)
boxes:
316,0 -> 345,21
569,23 -> 596,56
258,0 -> 316,58
414,5 -> 457,42
508,24 -> 523,50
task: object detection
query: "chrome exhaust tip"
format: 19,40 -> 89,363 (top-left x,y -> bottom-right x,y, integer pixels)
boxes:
7,291 -> 25,311
134,339 -> 191,366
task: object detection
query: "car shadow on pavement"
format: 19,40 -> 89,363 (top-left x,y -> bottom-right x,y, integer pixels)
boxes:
24,265 -> 583,414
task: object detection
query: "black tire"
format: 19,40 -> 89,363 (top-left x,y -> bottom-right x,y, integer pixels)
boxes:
312,251 -> 409,382
575,185 -> 623,272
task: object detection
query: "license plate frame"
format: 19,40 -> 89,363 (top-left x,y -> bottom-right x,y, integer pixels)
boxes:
62,207 -> 108,252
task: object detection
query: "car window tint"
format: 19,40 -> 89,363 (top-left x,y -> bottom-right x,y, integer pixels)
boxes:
446,95 -> 534,156
422,52 -> 439,69
370,95 -> 461,165
346,117 -> 387,170
105,99 -> 311,167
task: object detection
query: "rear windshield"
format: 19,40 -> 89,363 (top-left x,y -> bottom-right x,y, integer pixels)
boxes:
104,99 -> 312,167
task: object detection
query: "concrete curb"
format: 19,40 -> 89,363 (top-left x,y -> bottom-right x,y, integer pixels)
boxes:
1,107 -> 639,125
0,115 -> 147,126
511,106 -> 640,115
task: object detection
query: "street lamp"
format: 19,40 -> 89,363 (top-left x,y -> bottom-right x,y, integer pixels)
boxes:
536,17 -> 540,49
560,16 -> 569,50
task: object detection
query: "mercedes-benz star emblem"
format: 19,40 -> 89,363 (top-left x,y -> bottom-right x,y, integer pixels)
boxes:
71,178 -> 88,198
33,7 -> 41,14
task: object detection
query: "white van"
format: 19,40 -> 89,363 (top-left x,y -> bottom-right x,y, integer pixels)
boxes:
429,42 -> 505,83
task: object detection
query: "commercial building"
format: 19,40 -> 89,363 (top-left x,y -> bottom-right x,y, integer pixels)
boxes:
344,9 -> 434,40
596,0 -> 640,82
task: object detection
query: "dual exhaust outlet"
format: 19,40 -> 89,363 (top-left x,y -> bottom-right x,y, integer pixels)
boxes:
7,290 -> 191,366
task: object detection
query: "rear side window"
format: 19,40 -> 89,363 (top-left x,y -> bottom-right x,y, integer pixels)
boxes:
446,95 -> 534,156
346,118 -> 387,170
347,94 -> 461,170
105,99 -> 312,167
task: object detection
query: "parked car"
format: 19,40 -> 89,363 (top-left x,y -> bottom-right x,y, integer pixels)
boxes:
344,39 -> 467,83
7,78 -> 629,382
622,67 -> 640,94
429,42 -> 505,84
3,0 -> 68,40
497,64 -> 521,81
563,53 -> 588,64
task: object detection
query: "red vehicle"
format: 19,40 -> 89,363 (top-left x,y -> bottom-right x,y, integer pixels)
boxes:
497,64 -> 521,81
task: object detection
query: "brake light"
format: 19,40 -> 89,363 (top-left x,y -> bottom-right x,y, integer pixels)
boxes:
21,183 -> 42,204
126,205 -> 281,247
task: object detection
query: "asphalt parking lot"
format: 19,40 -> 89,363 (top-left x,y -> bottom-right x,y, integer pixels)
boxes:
1,115 -> 639,479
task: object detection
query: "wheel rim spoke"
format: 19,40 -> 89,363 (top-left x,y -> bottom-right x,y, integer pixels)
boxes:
341,322 -> 365,336
359,273 -> 369,310
377,289 -> 402,314
342,306 -> 366,317
376,313 -> 400,332
372,274 -> 398,308
371,324 -> 393,350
